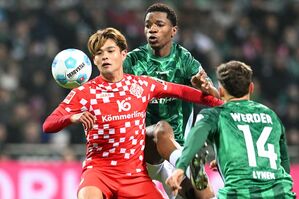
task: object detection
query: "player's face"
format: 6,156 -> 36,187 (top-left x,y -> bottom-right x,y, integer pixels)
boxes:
93,39 -> 127,80
144,12 -> 177,51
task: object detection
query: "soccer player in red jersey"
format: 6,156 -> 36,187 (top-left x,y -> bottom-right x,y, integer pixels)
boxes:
43,27 -> 223,199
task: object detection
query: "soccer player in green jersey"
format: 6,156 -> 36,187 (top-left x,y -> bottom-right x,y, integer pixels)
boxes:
166,60 -> 296,198
123,3 -> 218,199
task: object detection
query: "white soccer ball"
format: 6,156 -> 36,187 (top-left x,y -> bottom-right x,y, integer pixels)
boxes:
51,48 -> 92,89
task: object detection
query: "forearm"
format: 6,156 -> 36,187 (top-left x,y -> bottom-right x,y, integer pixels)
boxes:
208,85 -> 220,98
161,82 -> 223,107
176,123 -> 210,172
43,109 -> 72,133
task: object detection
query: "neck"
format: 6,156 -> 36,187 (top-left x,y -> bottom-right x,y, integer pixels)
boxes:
151,42 -> 172,57
225,94 -> 250,102
101,71 -> 123,83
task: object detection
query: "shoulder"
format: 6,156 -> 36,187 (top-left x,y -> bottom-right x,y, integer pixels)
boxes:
253,101 -> 281,121
196,107 -> 223,123
173,43 -> 202,69
127,45 -> 148,59
125,74 -> 149,82
62,83 -> 91,104
74,77 -> 100,92
173,43 -> 194,59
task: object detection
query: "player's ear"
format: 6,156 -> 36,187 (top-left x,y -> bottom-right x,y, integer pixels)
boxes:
249,82 -> 254,94
93,57 -> 97,66
121,49 -> 127,61
171,26 -> 177,38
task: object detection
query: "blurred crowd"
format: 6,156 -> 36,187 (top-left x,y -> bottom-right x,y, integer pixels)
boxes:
0,0 -> 298,160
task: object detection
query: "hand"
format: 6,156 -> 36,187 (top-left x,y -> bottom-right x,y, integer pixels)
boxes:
191,70 -> 212,93
209,159 -> 218,171
70,111 -> 96,131
165,169 -> 184,196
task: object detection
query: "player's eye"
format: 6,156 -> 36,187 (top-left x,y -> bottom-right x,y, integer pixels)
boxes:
157,23 -> 164,27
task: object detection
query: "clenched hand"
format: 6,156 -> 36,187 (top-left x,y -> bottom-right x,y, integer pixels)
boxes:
70,112 -> 96,131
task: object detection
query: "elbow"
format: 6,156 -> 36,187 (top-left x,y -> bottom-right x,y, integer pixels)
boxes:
42,122 -> 51,133
42,121 -> 56,133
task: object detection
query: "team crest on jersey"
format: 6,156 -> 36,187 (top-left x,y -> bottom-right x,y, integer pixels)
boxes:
130,83 -> 143,98
63,90 -> 76,104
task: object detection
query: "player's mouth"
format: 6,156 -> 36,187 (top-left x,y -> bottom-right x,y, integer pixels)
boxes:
148,36 -> 158,44
102,62 -> 111,68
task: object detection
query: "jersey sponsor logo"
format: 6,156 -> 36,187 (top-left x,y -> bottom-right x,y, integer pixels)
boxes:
102,111 -> 146,122
63,90 -> 76,104
150,97 -> 175,104
117,99 -> 131,112
97,92 -> 114,98
129,83 -> 143,98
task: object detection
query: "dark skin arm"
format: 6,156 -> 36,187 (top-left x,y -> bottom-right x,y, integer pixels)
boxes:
191,70 -> 220,98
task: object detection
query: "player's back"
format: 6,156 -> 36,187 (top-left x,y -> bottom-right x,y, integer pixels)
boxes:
213,100 -> 295,198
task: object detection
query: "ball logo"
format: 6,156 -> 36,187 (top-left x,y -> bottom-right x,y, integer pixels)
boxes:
67,62 -> 85,78
117,99 -> 131,112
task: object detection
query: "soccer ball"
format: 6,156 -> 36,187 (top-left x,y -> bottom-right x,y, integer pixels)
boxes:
51,48 -> 92,89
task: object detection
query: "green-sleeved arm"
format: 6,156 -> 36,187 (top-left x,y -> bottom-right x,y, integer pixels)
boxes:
279,125 -> 291,173
176,118 -> 213,172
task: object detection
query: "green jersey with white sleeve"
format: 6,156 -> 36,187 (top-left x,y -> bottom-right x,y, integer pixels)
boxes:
176,100 -> 295,198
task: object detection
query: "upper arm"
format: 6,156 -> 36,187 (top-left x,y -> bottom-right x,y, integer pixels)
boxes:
184,52 -> 201,80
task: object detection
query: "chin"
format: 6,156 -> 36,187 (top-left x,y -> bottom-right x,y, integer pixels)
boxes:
149,43 -> 162,50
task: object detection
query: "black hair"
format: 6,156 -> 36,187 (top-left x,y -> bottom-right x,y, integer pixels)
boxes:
145,3 -> 177,26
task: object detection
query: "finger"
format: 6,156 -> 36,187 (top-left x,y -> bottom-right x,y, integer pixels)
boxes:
84,112 -> 96,124
80,119 -> 90,131
80,116 -> 94,130
191,76 -> 202,89
172,189 -> 178,197
197,70 -> 205,76
203,83 -> 209,90
200,74 -> 207,83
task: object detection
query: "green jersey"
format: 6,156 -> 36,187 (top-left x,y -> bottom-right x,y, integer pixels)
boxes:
124,43 -> 205,145
177,100 -> 295,198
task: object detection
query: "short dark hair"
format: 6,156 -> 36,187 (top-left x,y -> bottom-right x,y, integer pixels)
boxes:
145,3 -> 177,26
216,60 -> 253,98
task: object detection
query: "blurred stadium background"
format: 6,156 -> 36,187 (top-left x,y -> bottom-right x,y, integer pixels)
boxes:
0,0 -> 298,198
